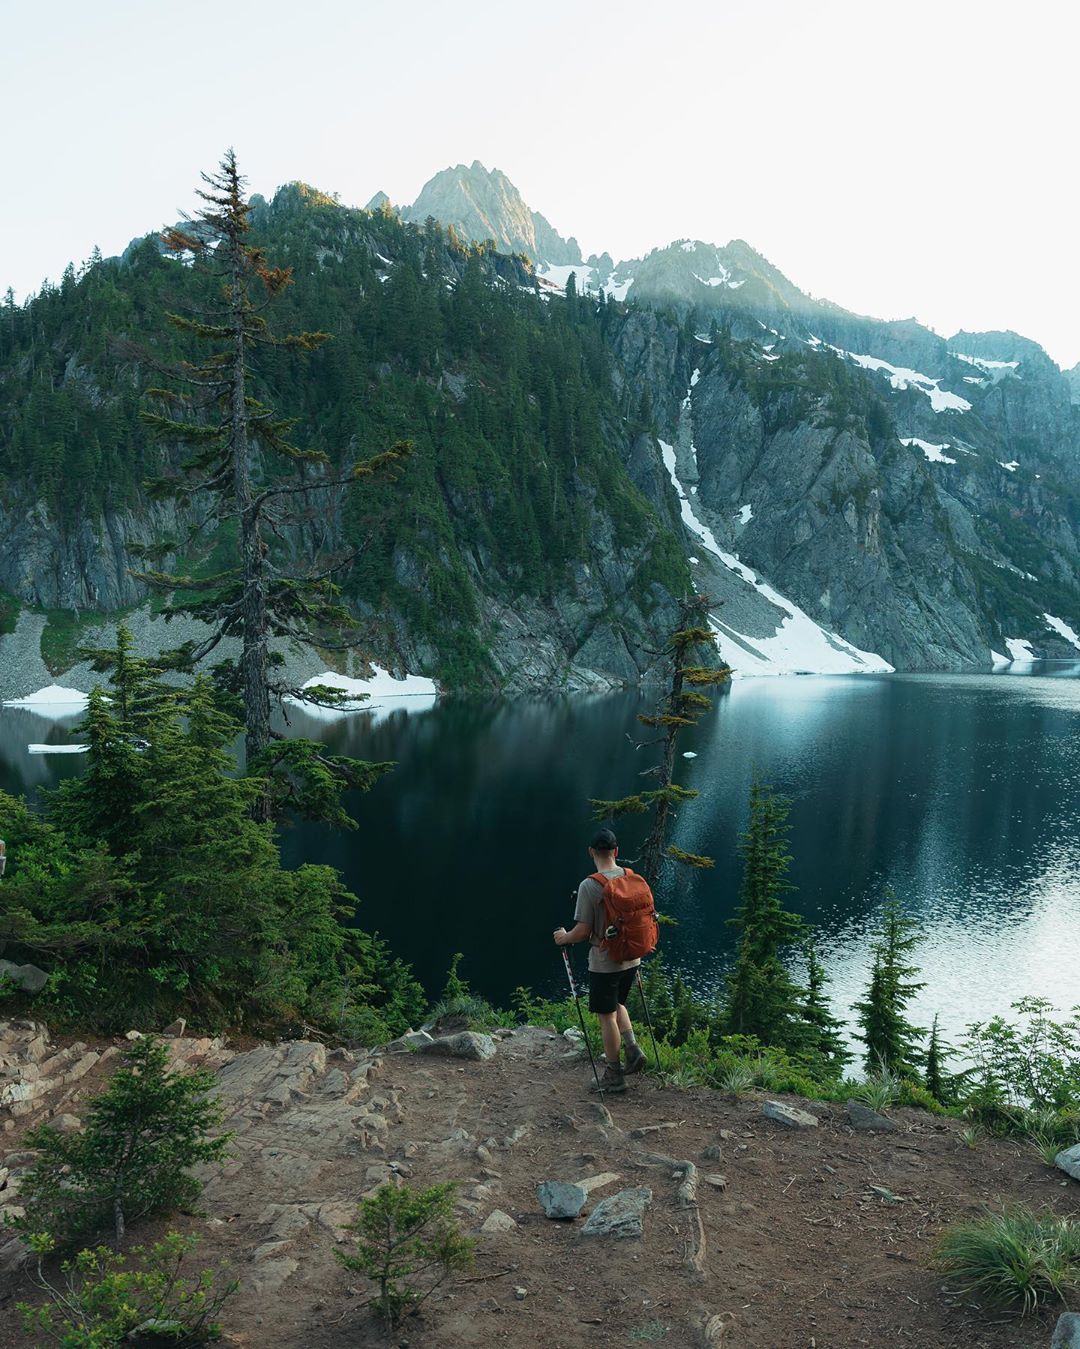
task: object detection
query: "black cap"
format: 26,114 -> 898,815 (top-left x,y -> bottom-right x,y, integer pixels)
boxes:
590,827 -> 618,852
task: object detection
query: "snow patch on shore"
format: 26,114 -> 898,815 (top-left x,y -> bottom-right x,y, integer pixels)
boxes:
285,668 -> 437,722
2,685 -> 91,718
1005,638 -> 1037,663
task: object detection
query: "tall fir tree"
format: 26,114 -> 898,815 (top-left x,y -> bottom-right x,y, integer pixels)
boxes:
722,782 -> 808,1053
591,595 -> 730,891
132,149 -> 411,819
800,938 -> 851,1075
852,897 -> 926,1074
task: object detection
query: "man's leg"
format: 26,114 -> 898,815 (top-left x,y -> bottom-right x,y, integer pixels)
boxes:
616,969 -> 647,1073
598,1009 -> 621,1062
588,972 -> 627,1092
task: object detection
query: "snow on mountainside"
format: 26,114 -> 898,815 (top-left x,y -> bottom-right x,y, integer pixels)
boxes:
655,371 -> 893,677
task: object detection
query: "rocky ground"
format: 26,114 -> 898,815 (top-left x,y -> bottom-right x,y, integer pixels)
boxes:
1,1018 -> 1078,1348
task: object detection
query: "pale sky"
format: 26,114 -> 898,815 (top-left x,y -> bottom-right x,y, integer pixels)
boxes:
4,0 -> 1079,368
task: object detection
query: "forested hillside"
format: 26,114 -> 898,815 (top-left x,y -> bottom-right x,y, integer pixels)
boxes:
0,185 -> 687,689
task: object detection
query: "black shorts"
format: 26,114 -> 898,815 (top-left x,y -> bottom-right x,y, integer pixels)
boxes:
588,967 -> 638,1014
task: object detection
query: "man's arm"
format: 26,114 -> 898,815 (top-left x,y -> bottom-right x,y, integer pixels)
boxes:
553,920 -> 591,946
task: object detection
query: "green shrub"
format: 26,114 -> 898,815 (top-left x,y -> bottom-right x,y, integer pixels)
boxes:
427,953 -> 506,1029
13,1037 -> 229,1247
963,998 -> 1080,1110
337,1182 -> 474,1328
19,1230 -> 236,1347
932,1207 -> 1080,1313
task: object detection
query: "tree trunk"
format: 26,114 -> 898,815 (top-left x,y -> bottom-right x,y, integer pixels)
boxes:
227,237 -> 271,816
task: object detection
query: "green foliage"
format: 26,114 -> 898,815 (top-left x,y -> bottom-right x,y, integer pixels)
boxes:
854,1057 -> 903,1112
337,1182 -> 474,1328
962,996 -> 1080,1110
427,953 -> 505,1029
40,607 -> 109,677
722,783 -> 809,1055
13,1038 -> 228,1247
852,897 -> 925,1075
0,671 -> 424,1038
932,1207 -> 1080,1314
801,940 -> 851,1075
19,1230 -> 236,1347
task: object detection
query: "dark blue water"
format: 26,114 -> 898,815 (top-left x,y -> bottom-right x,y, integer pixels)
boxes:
4,669 -> 1080,1047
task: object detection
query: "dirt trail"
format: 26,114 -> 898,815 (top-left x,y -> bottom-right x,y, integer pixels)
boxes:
2,1021 -> 1077,1348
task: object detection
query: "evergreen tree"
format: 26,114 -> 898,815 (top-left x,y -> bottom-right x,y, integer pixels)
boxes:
800,938 -> 851,1075
591,595 -> 730,891
15,1036 -> 228,1246
924,1012 -> 951,1102
722,782 -> 808,1053
132,149 -> 411,818
852,897 -> 926,1074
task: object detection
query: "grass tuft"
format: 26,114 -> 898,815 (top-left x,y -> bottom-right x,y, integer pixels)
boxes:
932,1206 -> 1080,1314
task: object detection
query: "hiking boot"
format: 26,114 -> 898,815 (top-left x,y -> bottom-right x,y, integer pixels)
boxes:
590,1061 -> 626,1093
623,1043 -> 648,1075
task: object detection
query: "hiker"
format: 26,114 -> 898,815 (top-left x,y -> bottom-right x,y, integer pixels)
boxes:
553,827 -> 655,1093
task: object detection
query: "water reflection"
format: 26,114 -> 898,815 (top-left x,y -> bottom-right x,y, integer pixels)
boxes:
2,671 -> 1080,1048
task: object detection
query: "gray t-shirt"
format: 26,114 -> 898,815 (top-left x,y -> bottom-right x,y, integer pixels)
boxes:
574,867 -> 641,974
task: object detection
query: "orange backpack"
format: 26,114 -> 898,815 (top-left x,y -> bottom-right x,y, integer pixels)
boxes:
591,867 -> 659,962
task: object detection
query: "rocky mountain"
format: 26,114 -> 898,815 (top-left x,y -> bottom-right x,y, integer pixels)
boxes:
400,160 -> 582,265
3,166 -> 1080,694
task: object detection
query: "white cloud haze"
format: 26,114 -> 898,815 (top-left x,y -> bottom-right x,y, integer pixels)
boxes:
4,0 -> 1078,366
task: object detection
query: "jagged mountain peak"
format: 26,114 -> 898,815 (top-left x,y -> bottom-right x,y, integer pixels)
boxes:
400,161 -> 581,266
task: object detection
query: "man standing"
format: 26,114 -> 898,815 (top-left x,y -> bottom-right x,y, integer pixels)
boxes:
553,827 -> 649,1093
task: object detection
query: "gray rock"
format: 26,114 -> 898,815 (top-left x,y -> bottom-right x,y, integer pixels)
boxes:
536,1181 -> 587,1220
0,961 -> 48,994
580,1186 -> 652,1239
417,1031 -> 496,1061
385,1029 -> 435,1053
480,1209 -> 518,1233
762,1101 -> 818,1130
1055,1143 -> 1080,1180
51,1114 -> 82,1133
846,1099 -> 898,1132
701,1144 -> 724,1161
1052,1312 -> 1080,1349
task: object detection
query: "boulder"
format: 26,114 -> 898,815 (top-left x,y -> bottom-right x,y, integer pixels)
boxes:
1055,1143 -> 1080,1181
385,1029 -> 435,1053
0,961 -> 48,994
51,1114 -> 82,1134
417,1031 -> 496,1061
762,1100 -> 818,1129
846,1099 -> 898,1132
536,1180 -> 587,1219
1052,1312 -> 1080,1349
480,1209 -> 518,1233
580,1186 -> 652,1239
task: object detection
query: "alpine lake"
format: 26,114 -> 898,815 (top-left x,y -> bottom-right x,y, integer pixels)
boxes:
3,667 -> 1080,1052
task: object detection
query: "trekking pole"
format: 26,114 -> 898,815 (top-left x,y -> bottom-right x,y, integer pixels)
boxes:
635,967 -> 663,1074
561,945 -> 604,1098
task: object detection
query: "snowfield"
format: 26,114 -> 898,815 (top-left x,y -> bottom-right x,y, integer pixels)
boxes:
900,437 -> 957,465
1043,614 -> 1080,651
658,417 -> 892,678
